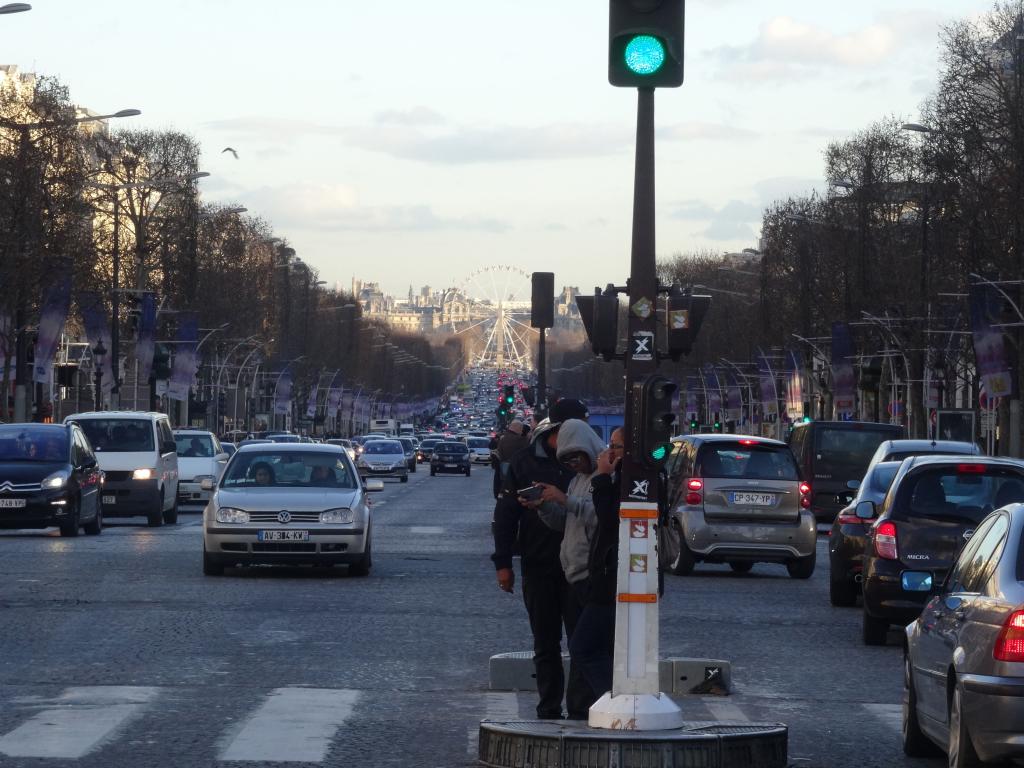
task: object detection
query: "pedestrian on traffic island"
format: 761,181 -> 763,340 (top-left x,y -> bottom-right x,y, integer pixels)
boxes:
492,419 -> 529,499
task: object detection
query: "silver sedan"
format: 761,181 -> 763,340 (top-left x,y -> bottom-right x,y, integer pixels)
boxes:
202,444 -> 382,576
904,499 -> 1024,766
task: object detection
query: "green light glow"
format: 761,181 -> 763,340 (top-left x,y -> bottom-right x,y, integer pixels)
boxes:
624,35 -> 666,76
651,445 -> 668,461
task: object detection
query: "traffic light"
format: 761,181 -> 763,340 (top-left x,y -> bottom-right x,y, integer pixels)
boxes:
664,288 -> 711,360
576,286 -> 620,361
609,0 -> 685,88
503,385 -> 515,408
631,374 -> 677,469
689,417 -> 698,431
713,413 -> 722,432
152,344 -> 171,380
218,391 -> 227,412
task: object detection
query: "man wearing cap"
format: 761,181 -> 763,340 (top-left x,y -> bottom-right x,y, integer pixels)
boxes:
493,420 -> 530,499
491,398 -> 591,720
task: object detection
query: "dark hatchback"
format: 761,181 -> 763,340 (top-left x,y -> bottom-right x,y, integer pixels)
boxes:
860,456 -> 1024,645
430,442 -> 471,476
417,439 -> 440,463
0,423 -> 103,536
828,460 -> 903,606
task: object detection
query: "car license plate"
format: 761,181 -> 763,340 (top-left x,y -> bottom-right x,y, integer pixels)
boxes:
446,463 -> 458,468
0,498 -> 26,508
257,530 -> 309,542
731,492 -> 775,506
102,495 -> 115,505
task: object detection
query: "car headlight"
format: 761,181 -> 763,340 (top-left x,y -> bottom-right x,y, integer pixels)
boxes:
132,468 -> 154,481
42,470 -> 69,490
319,508 -> 354,524
215,507 -> 250,524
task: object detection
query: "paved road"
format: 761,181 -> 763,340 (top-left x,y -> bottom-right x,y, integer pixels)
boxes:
0,467 -> 938,767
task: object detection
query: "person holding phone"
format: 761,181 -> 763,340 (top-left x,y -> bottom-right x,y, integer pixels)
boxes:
491,398 -> 589,720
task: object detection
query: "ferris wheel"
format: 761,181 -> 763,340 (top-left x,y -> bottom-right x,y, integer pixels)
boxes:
444,265 -> 535,369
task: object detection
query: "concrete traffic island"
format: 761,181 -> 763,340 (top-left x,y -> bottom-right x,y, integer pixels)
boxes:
477,718 -> 788,768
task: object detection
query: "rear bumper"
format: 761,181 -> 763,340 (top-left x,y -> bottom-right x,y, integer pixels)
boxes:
676,508 -> 817,561
431,463 -> 470,474
862,562 -> 930,624
357,467 -> 407,479
961,677 -> 1024,762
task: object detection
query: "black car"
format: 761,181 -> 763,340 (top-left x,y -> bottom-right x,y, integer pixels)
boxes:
0,423 -> 103,537
828,460 -> 902,606
860,456 -> 1024,645
417,438 -> 440,464
398,437 -> 418,473
430,442 -> 471,477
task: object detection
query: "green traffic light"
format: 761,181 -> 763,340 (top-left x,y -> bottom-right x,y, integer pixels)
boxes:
624,35 -> 666,76
651,445 -> 667,461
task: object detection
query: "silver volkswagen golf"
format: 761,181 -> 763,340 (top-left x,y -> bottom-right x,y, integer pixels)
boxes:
202,443 -> 382,576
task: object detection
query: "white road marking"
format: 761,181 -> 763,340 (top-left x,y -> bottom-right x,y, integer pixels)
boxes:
703,699 -> 749,722
410,526 -> 445,535
0,686 -> 159,759
219,687 -> 359,763
862,703 -> 902,732
469,692 -> 520,755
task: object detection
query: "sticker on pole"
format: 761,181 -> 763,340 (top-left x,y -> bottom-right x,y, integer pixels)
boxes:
629,555 -> 648,573
630,521 -> 649,539
628,478 -> 650,500
631,297 -> 653,319
669,309 -> 690,329
630,331 -> 654,361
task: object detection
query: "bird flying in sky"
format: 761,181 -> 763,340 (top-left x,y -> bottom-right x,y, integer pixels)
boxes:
221,147 -> 239,159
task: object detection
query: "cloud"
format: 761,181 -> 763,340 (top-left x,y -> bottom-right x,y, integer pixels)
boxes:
711,11 -> 947,82
659,122 -> 758,141
202,116 -> 343,142
672,199 -> 761,242
243,183 -> 509,233
373,106 -> 446,127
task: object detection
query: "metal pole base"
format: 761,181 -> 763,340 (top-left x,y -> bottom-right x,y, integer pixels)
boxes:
588,692 -> 684,731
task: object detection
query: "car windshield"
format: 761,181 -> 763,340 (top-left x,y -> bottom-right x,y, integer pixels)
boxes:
468,438 -> 490,448
77,419 -> 154,452
697,442 -> 799,480
814,427 -> 896,478
436,443 -> 469,454
420,440 -> 439,449
0,426 -> 68,462
221,451 -> 357,489
894,466 -> 1024,523
363,441 -> 402,455
175,434 -> 215,457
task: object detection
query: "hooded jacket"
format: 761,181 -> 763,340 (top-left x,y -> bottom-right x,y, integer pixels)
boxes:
537,419 -> 607,584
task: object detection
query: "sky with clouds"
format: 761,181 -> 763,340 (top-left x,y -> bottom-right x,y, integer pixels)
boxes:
3,0 -> 995,297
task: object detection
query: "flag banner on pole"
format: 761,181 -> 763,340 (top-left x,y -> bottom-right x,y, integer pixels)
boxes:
830,322 -> 856,416
969,283 -> 1014,398
725,373 -> 743,422
305,381 -> 319,420
685,375 -> 698,419
757,350 -> 778,417
135,293 -> 157,381
327,386 -> 343,419
785,349 -> 804,420
0,313 -> 10,377
167,314 -> 199,402
78,292 -> 114,400
274,368 -> 293,415
33,278 -> 71,384
703,364 -> 722,416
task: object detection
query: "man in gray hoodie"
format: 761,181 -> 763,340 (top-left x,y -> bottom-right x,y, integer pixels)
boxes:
528,418 -> 608,714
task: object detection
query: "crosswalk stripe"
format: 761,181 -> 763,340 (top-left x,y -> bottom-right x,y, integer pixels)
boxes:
862,703 -> 902,732
0,686 -> 159,759
219,687 -> 360,763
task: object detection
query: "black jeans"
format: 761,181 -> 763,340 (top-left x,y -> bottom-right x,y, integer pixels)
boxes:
568,590 -> 615,700
521,569 -> 594,718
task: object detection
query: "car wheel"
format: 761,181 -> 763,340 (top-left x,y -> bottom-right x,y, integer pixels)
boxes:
58,498 -> 81,537
349,533 -> 372,577
666,522 -> 695,576
948,683 -> 982,768
430,468 -> 436,476
862,610 -> 889,646
903,655 -> 940,757
147,490 -> 163,527
829,574 -> 858,607
202,544 -> 224,576
400,474 -> 409,483
728,561 -> 753,574
83,503 -> 103,536
786,551 -> 816,579
465,468 -> 471,477
163,497 -> 179,525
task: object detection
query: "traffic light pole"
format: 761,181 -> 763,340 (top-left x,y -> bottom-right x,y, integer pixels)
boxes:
589,87 -> 684,731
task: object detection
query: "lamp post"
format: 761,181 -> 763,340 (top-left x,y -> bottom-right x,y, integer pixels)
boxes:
0,3 -> 32,13
92,339 -> 106,411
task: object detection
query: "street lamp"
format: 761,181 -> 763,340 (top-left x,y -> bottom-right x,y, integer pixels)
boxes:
0,4 -> 31,14
92,339 -> 107,411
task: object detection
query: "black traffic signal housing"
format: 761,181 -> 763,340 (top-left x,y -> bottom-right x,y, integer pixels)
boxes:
688,416 -> 698,431
152,343 -> 171,380
713,413 -> 722,433
631,374 -> 677,469
218,390 -> 227,412
503,385 -> 516,408
609,0 -> 685,88
664,289 -> 711,361
576,286 -> 620,361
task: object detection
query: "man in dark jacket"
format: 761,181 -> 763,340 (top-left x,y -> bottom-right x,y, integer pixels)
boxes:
492,420 -> 529,499
491,398 -> 590,719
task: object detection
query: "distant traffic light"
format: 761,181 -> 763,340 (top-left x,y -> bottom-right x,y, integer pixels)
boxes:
631,374 -> 677,469
503,385 -> 515,407
689,417 -> 698,431
713,414 -> 722,432
609,0 -> 685,88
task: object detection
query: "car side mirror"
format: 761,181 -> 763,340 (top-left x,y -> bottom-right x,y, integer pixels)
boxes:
855,500 -> 876,520
162,440 -> 177,454
847,479 -> 861,491
200,478 -> 215,491
364,479 -> 384,493
215,453 -> 229,463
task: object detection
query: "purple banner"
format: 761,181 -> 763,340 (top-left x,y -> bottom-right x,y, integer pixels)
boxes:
969,283 -> 1013,398
831,322 -> 856,416
79,292 -> 114,401
757,351 -> 778,417
305,380 -> 319,420
135,293 -> 157,381
33,279 -> 71,384
785,349 -> 804,419
327,385 -> 343,419
684,375 -> 699,419
167,314 -> 199,402
726,373 -> 743,422
273,367 -> 293,416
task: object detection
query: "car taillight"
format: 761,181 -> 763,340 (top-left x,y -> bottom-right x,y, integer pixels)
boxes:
799,482 -> 811,509
837,513 -> 864,525
874,521 -> 898,560
687,479 -> 703,491
684,479 -> 703,506
957,464 -> 987,474
994,610 -> 1024,662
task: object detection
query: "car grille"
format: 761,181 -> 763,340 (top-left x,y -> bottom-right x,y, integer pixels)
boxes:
0,481 -> 42,493
104,471 -> 131,482
247,512 -> 322,523
251,543 -> 317,553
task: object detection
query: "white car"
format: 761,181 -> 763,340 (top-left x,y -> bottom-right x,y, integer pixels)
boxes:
174,429 -> 229,512
465,437 -> 493,464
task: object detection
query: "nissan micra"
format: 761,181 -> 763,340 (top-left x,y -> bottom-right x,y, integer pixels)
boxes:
202,443 -> 382,576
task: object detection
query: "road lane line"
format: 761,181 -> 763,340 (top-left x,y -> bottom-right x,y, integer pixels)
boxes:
0,686 -> 159,759
862,703 -> 902,732
219,687 -> 359,763
409,526 -> 445,535
703,699 -> 749,722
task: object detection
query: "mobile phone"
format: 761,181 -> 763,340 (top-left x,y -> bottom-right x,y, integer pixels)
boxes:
517,485 -> 543,502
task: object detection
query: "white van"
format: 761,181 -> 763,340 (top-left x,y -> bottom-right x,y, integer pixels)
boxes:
64,411 -> 179,526
173,429 -> 229,512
